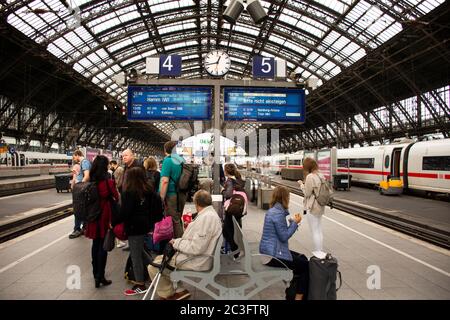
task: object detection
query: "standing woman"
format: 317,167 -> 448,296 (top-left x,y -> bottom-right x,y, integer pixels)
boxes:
143,157 -> 160,193
259,186 -> 308,300
84,155 -> 119,288
298,157 -> 326,258
222,163 -> 247,256
113,167 -> 163,296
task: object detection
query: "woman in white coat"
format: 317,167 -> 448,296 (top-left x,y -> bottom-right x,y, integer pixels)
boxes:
298,158 -> 326,259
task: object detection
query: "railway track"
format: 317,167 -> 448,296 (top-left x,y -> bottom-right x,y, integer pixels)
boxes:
270,180 -> 450,250
0,204 -> 73,243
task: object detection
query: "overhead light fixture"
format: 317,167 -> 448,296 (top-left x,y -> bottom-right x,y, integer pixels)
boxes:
223,0 -> 267,25
246,0 -> 267,24
223,0 -> 244,24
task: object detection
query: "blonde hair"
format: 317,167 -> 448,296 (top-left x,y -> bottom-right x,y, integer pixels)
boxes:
270,186 -> 290,209
144,157 -> 158,171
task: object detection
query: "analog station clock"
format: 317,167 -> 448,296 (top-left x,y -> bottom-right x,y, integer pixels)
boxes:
204,49 -> 231,77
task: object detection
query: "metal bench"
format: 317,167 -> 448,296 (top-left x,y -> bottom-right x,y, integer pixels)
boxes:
170,216 -> 292,300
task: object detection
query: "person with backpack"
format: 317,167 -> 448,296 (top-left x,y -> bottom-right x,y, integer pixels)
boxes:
69,150 -> 91,239
112,167 -> 163,296
298,157 -> 328,258
259,186 -> 309,300
222,163 -> 247,256
83,155 -> 119,288
144,157 -> 160,193
158,141 -> 186,238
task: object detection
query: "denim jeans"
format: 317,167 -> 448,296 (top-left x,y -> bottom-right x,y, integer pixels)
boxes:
128,235 -> 153,283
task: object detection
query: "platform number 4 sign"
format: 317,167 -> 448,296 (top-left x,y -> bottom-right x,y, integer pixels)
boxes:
159,54 -> 182,76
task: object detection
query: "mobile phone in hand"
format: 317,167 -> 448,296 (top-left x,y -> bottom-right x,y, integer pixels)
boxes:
303,210 -> 308,215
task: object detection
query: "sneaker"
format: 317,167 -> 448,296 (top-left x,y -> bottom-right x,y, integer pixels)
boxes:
116,240 -> 127,248
161,289 -> 191,300
124,284 -> 147,296
69,230 -> 82,239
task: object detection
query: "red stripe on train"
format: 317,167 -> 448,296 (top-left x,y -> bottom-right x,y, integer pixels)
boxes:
338,168 -> 440,179
445,175 -> 450,180
337,169 -> 389,175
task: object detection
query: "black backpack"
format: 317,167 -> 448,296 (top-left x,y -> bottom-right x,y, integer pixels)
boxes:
146,170 -> 156,192
83,182 -> 102,222
177,163 -> 199,192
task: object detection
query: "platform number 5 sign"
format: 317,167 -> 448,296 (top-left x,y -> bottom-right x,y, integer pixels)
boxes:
252,56 -> 275,79
159,54 -> 182,76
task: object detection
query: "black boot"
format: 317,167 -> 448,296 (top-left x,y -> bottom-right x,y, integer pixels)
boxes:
100,278 -> 112,286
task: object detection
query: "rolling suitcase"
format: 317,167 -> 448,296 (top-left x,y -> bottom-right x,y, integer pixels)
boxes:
308,253 -> 342,300
55,174 -> 72,193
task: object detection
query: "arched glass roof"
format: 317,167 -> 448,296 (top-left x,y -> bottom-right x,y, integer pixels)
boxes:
1,0 -> 445,107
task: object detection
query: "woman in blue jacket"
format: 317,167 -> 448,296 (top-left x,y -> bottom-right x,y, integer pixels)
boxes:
259,186 -> 309,300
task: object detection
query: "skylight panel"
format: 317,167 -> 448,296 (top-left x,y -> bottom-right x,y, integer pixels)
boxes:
279,13 -> 297,26
122,55 -> 142,66
91,17 -> 121,34
64,31 -> 85,50
231,43 -> 252,52
165,42 -> 183,51
417,0 -> 445,15
108,39 -> 133,52
314,0 -> 348,14
47,43 -> 65,58
52,36 -> 75,53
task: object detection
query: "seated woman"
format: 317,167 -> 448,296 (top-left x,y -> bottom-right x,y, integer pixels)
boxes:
259,186 -> 309,300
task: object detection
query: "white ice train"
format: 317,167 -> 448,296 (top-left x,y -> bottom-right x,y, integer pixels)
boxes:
245,138 -> 450,195
0,151 -> 71,167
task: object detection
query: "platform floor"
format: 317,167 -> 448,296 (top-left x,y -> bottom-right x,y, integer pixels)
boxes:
0,192 -> 449,300
275,177 -> 450,234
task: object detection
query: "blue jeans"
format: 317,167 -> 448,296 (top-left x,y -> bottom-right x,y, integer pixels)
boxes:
74,214 -> 83,232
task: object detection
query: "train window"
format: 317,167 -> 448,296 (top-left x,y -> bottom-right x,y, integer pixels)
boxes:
422,156 -> 450,171
385,155 -> 390,169
349,158 -> 374,168
280,160 -> 286,165
290,160 -> 302,166
337,159 -> 348,167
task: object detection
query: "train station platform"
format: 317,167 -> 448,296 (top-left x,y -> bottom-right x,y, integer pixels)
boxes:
0,191 -> 449,300
274,177 -> 450,235
0,175 -> 58,197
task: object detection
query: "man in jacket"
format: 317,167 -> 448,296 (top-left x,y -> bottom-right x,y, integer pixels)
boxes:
147,190 -> 222,300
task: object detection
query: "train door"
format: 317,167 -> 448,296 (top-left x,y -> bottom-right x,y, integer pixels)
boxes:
391,148 -> 402,178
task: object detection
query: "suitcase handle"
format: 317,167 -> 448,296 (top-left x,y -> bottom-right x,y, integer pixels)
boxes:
336,270 -> 342,292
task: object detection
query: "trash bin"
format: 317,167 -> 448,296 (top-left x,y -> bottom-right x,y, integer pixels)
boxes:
54,174 -> 72,193
333,174 -> 352,191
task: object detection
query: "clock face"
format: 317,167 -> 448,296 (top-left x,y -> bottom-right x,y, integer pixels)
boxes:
204,50 -> 231,77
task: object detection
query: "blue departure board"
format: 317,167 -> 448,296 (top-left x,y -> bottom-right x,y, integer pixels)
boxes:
127,86 -> 212,121
224,87 -> 305,123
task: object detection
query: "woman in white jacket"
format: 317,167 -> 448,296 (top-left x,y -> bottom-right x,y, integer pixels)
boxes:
298,158 -> 326,258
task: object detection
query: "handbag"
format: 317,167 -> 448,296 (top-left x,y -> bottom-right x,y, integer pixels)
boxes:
113,223 -> 127,241
103,228 -> 115,252
153,215 -> 173,244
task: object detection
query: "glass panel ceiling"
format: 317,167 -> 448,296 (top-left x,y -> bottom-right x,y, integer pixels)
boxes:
3,0 -> 445,104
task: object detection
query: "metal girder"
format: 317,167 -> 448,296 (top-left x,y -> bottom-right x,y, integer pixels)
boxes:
0,97 -> 12,118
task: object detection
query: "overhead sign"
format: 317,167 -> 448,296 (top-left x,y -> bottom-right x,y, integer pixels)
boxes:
159,54 -> 182,76
127,86 -> 212,121
252,56 -> 275,79
224,87 -> 306,123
